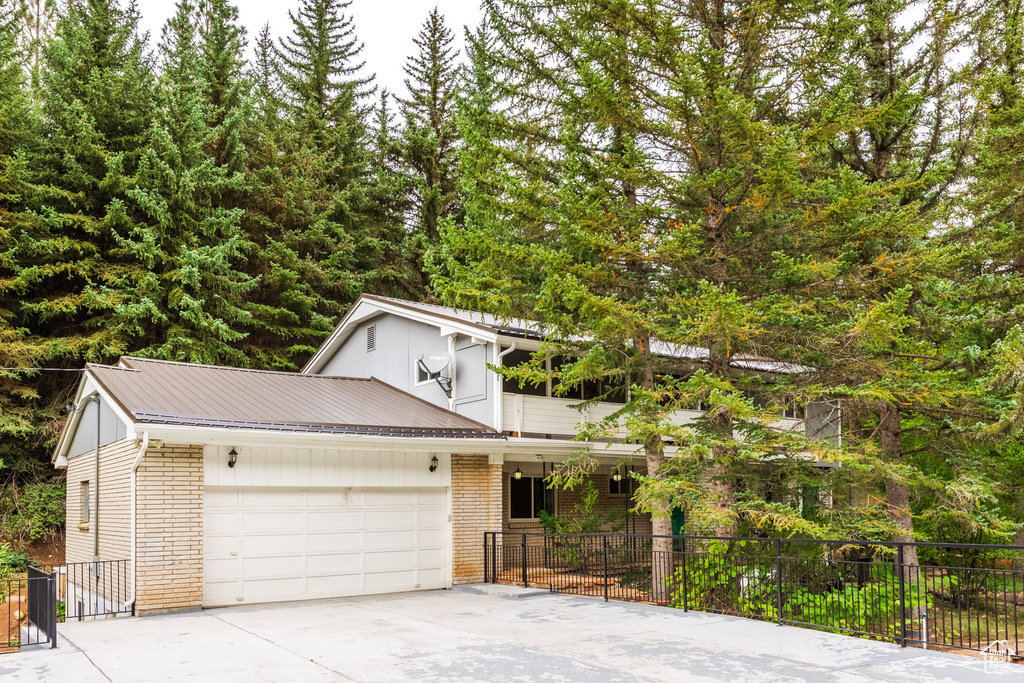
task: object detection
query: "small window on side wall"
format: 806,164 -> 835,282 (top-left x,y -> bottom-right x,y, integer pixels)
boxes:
509,476 -> 555,519
609,476 -> 628,496
81,481 -> 90,524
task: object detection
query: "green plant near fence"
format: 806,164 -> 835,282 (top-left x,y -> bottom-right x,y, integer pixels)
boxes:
667,542 -> 932,640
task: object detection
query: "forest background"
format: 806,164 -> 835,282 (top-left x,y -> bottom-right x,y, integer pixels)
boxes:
1,0 -> 1024,562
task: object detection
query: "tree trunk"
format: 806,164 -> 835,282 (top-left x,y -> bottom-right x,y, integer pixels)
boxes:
879,399 -> 920,630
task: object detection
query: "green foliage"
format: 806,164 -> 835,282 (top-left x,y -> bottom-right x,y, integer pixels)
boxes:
538,480 -> 624,535
0,541 -> 30,581
0,480 -> 65,543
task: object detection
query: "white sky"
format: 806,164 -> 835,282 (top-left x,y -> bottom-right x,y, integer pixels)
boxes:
134,0 -> 484,98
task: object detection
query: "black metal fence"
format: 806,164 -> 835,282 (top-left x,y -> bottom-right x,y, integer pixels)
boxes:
1,559 -> 132,653
484,532 -> 1024,659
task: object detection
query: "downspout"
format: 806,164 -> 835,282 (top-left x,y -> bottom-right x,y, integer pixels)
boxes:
496,343 -> 517,432
447,333 -> 458,412
123,432 -> 149,613
92,395 -> 101,563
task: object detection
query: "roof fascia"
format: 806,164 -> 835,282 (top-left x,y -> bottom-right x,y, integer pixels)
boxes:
51,372 -> 137,465
135,423 -> 511,453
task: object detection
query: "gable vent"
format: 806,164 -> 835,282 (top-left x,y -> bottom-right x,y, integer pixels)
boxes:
366,324 -> 376,352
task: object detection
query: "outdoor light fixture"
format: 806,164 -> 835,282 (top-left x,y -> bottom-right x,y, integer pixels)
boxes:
228,448 -> 238,468
512,467 -> 523,480
429,455 -> 439,472
612,470 -> 623,482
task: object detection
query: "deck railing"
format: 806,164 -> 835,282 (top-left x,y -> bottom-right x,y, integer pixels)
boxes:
484,531 -> 1024,661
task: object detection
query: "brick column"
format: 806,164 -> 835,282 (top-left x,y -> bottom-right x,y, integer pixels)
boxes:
135,444 -> 204,615
451,453 -> 502,584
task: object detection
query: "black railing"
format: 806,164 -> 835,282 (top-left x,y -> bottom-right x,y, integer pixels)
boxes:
32,559 -> 134,623
1,559 -> 132,654
2,569 -> 57,650
484,532 -> 1024,660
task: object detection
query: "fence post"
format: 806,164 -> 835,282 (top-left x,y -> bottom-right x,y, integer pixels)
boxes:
491,532 -> 497,583
897,543 -> 907,648
775,539 -> 783,626
602,535 -> 609,602
48,572 -> 58,649
484,532 -> 489,585
521,533 -> 528,588
680,535 -> 688,613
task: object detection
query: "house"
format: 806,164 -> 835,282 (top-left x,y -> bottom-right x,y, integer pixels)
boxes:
53,294 -> 840,615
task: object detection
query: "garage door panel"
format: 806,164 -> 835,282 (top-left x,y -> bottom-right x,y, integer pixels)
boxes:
306,553 -> 364,573
364,570 -> 418,590
305,490 -> 347,506
418,529 -> 446,546
204,486 -> 449,607
363,550 -> 417,569
306,511 -> 363,529
363,530 -> 417,549
205,512 -> 240,532
243,577 -> 307,599
242,511 -> 305,531
306,573 -> 365,593
204,557 -> 240,579
305,531 -> 363,551
242,555 -> 306,576
364,510 -> 417,528
243,533 -> 307,554
241,489 -> 305,507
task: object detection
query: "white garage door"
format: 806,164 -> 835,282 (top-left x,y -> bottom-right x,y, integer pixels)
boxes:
203,487 -> 448,607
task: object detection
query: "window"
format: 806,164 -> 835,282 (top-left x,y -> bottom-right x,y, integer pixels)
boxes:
81,482 -> 90,524
415,360 -> 441,385
509,476 -> 555,519
609,476 -> 629,496
366,324 -> 376,352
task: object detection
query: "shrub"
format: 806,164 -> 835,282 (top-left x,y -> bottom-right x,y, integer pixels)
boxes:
0,480 -> 66,543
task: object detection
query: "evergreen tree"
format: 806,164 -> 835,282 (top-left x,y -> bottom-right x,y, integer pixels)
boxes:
361,89 -> 414,297
198,0 -> 247,174
274,0 -> 373,307
21,0 -> 56,96
397,7 -> 461,292
0,0 -> 49,468
801,0 -> 982,569
106,0 -> 254,364
434,0 -> 848,594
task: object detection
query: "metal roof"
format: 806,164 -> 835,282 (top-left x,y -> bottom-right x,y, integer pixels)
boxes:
316,295 -> 811,375
88,357 -> 502,438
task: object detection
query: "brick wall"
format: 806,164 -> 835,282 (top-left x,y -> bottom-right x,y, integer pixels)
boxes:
65,439 -> 136,605
135,443 -> 204,615
451,454 -> 502,584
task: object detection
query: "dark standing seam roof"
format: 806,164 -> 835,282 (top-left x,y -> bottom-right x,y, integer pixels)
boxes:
88,357 -> 502,438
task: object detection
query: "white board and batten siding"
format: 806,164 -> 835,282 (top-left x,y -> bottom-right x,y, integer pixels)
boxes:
203,446 -> 452,607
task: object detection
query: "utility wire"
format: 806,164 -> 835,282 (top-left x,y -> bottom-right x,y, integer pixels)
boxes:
0,367 -> 85,371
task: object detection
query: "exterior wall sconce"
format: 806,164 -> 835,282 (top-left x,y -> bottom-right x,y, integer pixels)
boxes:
429,455 -> 439,472
228,448 -> 238,468
512,466 -> 523,480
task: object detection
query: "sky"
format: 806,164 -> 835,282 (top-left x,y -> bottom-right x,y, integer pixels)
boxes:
135,0 -> 485,98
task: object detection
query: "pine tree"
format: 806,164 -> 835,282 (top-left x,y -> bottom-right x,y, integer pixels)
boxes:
0,0 -> 49,468
21,0 -> 56,96
434,0 -> 850,595
198,0 -> 247,174
397,7 -> 461,289
105,0 -> 254,364
800,0 -> 982,569
274,0 -> 373,308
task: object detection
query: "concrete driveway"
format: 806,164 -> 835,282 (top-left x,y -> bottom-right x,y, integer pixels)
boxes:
0,583 -> 1011,682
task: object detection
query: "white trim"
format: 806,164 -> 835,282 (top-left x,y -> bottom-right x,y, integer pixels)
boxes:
51,372 -> 135,466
